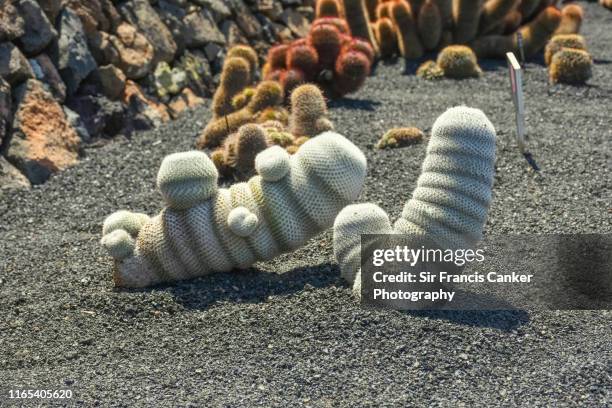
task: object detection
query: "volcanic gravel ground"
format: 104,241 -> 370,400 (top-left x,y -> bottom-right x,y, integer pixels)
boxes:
1,2 -> 611,406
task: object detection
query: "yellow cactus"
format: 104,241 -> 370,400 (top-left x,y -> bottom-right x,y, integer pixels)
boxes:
549,48 -> 592,85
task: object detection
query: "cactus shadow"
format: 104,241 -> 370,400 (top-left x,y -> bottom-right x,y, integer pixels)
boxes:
328,97 -> 381,111
162,262 -> 341,310
401,307 -> 530,332
479,58 -> 510,72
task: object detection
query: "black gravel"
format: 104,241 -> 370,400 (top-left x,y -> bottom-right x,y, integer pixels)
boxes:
1,2 -> 610,406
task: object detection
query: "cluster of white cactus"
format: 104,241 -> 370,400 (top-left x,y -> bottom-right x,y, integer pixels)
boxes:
102,106 -> 496,293
333,106 -> 497,296
101,132 -> 367,287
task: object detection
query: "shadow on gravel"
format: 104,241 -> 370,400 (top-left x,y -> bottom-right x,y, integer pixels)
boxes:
329,98 -> 381,111
404,309 -> 530,332
162,263 -> 341,310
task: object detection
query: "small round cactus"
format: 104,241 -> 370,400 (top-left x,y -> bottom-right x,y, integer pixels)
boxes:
376,127 -> 424,149
247,80 -> 284,113
312,17 -> 351,34
334,50 -> 371,96
231,87 -> 256,110
555,4 -> 583,35
286,43 -> 319,80
255,145 -> 291,181
416,60 -> 444,80
342,38 -> 375,64
544,34 -> 588,66
549,48 -> 592,85
437,45 -> 482,79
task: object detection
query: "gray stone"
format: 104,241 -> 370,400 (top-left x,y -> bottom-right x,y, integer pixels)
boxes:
52,8 -> 97,95
97,64 -> 126,100
66,94 -> 126,139
0,42 -> 34,85
190,0 -> 232,22
62,106 -> 91,143
255,0 -> 283,21
16,0 -> 57,55
204,42 -> 224,62
0,0 -> 25,41
255,13 -> 278,44
221,20 -> 249,46
37,0 -> 62,22
184,9 -> 226,47
280,8 -> 310,38
0,78 -> 11,147
0,156 -> 31,192
120,0 -> 177,65
230,0 -> 262,38
156,0 -> 188,53
29,54 -> 67,102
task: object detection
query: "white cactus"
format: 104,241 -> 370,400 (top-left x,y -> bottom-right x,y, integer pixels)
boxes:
101,132 -> 367,287
333,106 -> 497,296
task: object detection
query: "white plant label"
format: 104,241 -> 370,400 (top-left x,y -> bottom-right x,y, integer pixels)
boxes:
507,52 -> 526,152
507,52 -> 539,170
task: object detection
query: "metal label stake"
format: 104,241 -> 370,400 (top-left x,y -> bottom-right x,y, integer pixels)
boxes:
506,52 -> 539,171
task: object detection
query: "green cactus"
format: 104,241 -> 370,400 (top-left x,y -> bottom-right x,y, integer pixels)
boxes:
549,48 -> 592,85
101,133 -> 367,287
437,45 -> 482,79
376,127 -> 424,149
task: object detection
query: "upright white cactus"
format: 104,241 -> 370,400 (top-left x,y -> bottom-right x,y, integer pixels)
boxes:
101,132 -> 367,287
333,106 -> 497,295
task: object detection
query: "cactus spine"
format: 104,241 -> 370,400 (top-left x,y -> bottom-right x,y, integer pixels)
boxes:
101,133 -> 367,288
333,106 -> 496,293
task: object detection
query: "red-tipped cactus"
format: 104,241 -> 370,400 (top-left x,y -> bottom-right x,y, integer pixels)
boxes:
312,16 -> 351,34
286,43 -> 319,80
343,38 -> 376,64
334,49 -> 371,96
308,23 -> 344,68
316,0 -> 343,18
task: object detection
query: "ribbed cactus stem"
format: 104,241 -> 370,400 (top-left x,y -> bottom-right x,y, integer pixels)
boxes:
333,106 -> 496,292
102,132 -> 367,288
